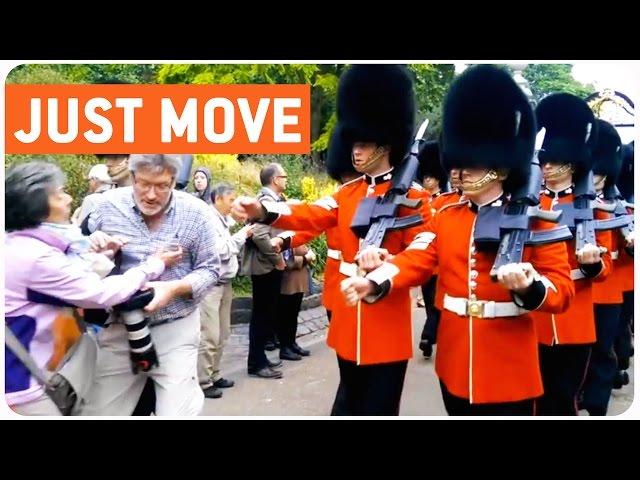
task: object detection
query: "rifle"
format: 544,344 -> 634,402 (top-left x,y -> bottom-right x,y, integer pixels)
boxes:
350,118 -> 429,249
554,168 -> 632,255
488,128 -> 574,280
602,184 -> 634,239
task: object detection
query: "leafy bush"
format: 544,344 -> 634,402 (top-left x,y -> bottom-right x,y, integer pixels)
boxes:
5,154 -> 101,211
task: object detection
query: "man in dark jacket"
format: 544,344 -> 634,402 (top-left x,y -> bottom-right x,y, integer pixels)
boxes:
240,163 -> 288,379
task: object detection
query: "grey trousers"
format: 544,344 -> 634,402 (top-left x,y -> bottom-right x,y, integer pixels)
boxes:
10,393 -> 62,416
79,309 -> 203,416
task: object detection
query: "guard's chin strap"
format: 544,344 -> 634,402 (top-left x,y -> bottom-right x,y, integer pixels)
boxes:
352,146 -> 388,173
544,163 -> 573,180
462,170 -> 500,192
594,175 -> 607,191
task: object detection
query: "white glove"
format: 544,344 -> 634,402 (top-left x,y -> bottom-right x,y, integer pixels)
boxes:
625,231 -> 635,249
496,262 -> 538,293
305,248 -> 317,264
354,246 -> 391,273
576,243 -> 604,265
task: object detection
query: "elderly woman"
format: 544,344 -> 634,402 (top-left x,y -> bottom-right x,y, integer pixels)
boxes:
4,161 -> 176,416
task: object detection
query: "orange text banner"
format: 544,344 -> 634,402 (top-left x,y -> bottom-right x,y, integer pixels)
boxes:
5,84 -> 310,154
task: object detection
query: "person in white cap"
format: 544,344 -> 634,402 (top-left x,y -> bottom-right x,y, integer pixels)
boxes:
72,164 -> 113,225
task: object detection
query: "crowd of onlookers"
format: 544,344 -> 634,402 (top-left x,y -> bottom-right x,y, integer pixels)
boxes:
5,154 -> 316,415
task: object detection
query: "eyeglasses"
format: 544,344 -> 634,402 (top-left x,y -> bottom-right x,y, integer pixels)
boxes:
134,175 -> 174,194
276,175 -> 288,179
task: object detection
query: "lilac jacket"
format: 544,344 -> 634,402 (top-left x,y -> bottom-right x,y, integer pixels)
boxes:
4,227 -> 164,406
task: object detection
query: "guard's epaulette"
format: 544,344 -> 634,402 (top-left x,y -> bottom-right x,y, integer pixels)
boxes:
410,181 -> 424,191
337,175 -> 365,191
440,191 -> 459,198
438,199 -> 469,214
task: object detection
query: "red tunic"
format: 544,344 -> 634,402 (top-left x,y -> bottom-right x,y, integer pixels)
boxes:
367,197 -> 574,403
533,192 -> 613,345
267,173 -> 433,365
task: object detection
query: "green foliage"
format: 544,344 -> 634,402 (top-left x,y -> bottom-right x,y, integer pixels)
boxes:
157,64 -> 319,85
311,112 -> 336,153
280,154 -> 310,199
7,64 -> 160,84
191,153 -> 263,196
308,234 -> 328,277
232,274 -> 253,297
408,64 -> 456,140
523,64 -> 596,103
6,65 -> 72,84
314,71 -> 340,97
158,64 -> 342,158
5,154 -> 101,211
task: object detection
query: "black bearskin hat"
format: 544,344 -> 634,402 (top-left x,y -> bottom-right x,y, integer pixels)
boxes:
591,119 -> 622,190
441,65 -> 536,194
416,140 -> 448,190
325,123 -> 358,182
535,92 -> 598,173
618,141 -> 634,201
332,64 -> 415,166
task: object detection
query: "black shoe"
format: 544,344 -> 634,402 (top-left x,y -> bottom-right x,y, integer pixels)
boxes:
213,378 -> 235,389
291,342 -> 310,357
621,371 -> 630,386
202,386 -> 223,399
248,366 -> 283,379
613,370 -> 629,390
419,340 -> 433,359
267,358 -> 283,368
280,346 -> 302,361
586,406 -> 607,416
264,340 -> 277,351
619,357 -> 630,371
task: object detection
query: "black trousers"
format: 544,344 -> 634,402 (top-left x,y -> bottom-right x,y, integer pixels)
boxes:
331,356 -> 408,416
439,381 -> 535,416
277,292 -> 303,348
131,378 -> 156,415
420,276 -> 440,345
581,304 -> 622,415
326,310 -> 332,323
537,343 -> 592,416
615,290 -> 634,370
248,269 -> 283,370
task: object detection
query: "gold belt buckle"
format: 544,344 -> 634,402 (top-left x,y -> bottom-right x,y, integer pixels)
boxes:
466,300 -> 484,318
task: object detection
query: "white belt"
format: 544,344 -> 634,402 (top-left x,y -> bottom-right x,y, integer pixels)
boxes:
443,294 -> 528,318
611,250 -> 619,260
327,249 -> 342,261
571,268 -> 585,281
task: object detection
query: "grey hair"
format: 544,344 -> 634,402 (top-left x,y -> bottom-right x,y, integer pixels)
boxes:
211,182 -> 236,202
128,154 -> 182,177
259,162 -> 282,187
5,161 -> 66,231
